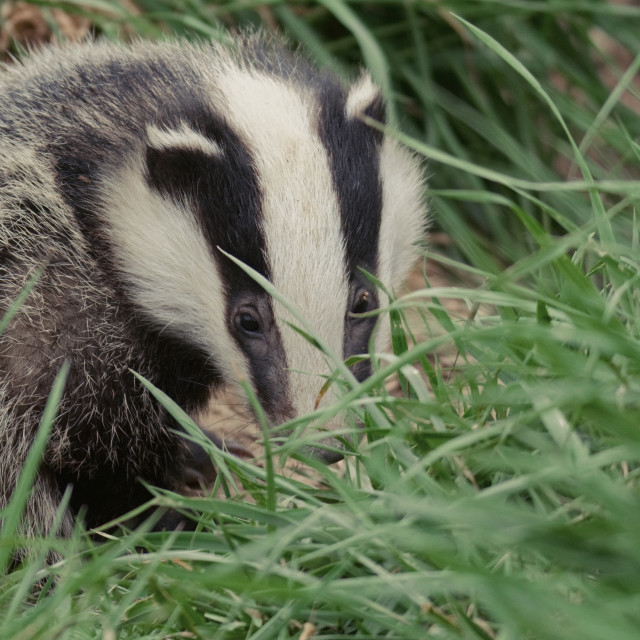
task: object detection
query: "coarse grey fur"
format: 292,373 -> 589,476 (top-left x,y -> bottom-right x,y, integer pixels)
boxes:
0,35 -> 426,547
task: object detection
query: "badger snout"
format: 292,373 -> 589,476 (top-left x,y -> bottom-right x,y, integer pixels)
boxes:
308,439 -> 345,464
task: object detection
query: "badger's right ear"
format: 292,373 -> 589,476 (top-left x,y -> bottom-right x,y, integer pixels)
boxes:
144,122 -> 223,198
345,72 -> 386,124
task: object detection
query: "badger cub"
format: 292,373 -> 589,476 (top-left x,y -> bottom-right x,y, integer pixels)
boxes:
0,35 -> 425,539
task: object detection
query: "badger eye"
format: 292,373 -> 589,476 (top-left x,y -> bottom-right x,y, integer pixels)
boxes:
236,312 -> 262,335
351,291 -> 370,316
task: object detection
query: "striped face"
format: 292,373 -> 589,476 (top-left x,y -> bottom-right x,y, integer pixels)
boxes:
101,59 -> 425,461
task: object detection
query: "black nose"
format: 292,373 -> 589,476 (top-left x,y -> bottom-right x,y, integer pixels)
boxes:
315,447 -> 344,464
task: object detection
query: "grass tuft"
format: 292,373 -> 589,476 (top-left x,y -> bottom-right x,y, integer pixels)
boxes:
2,1 -> 640,638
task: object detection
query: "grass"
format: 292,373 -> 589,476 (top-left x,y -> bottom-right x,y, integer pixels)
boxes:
2,0 -> 640,638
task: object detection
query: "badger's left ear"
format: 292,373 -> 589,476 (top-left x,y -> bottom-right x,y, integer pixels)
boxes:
345,72 -> 386,127
144,122 -> 223,199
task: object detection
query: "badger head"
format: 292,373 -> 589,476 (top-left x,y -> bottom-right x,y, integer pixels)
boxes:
101,49 -> 426,462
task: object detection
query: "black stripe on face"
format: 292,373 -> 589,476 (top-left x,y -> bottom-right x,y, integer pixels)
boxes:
317,81 -> 385,381
316,83 -> 385,277
145,109 -> 293,421
145,108 -> 269,285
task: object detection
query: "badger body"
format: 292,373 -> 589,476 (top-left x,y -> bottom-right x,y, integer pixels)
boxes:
0,36 -> 425,538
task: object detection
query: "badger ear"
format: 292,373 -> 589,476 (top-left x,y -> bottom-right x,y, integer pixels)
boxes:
345,73 -> 386,125
145,122 -> 222,198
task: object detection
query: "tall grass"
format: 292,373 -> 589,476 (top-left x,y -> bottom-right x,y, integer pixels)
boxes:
1,1 -> 640,638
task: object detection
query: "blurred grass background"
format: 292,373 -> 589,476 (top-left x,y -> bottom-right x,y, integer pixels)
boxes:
1,1 -> 640,638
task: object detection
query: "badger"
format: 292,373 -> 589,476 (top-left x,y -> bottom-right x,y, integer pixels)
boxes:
0,34 -> 425,541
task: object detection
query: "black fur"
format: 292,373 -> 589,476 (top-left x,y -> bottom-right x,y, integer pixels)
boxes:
317,84 -> 384,277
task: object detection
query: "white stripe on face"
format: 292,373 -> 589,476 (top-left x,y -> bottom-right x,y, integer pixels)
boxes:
375,138 -> 427,353
99,155 -> 251,388
220,69 -> 349,418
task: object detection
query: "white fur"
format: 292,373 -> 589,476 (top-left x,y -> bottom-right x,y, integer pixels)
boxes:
378,139 -> 426,286
219,69 -> 349,418
375,137 -> 426,352
147,122 -> 222,157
